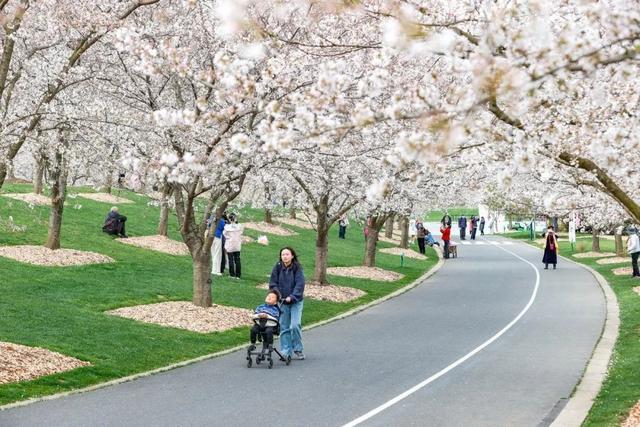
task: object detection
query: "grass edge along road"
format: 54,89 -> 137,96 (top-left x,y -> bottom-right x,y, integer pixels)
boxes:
507,231 -> 639,426
0,183 -> 437,406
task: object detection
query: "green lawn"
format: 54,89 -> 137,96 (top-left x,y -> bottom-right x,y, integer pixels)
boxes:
0,184 -> 437,405
422,207 -> 479,222
508,231 -> 639,426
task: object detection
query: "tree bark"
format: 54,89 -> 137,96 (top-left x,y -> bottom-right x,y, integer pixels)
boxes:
157,185 -> 172,237
103,169 -> 114,195
192,250 -> 213,307
312,196 -> 330,284
591,228 -> 601,252
45,150 -> 68,250
264,208 -> 273,224
384,214 -> 395,238
33,157 -> 45,195
364,229 -> 380,267
289,206 -> 296,219
400,216 -> 409,249
615,233 -> 624,257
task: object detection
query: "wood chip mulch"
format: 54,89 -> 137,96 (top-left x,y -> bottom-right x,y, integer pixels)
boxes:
622,400 -> 640,427
595,256 -> 630,265
117,235 -> 190,256
107,301 -> 253,333
572,252 -> 616,259
378,236 -> 399,245
275,217 -> 314,230
1,193 -> 50,206
257,282 -> 366,303
76,193 -> 134,204
0,342 -> 90,385
612,267 -> 633,276
379,247 -> 426,260
327,266 -> 404,282
0,245 -> 114,267
243,222 -> 298,236
242,235 -> 255,244
633,286 -> 640,297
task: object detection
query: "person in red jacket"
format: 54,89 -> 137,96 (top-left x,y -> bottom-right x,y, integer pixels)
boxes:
440,223 -> 451,259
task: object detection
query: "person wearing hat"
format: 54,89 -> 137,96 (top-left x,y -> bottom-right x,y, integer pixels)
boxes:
626,226 -> 640,278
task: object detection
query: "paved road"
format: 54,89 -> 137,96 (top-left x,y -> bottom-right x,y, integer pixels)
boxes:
0,237 -> 605,427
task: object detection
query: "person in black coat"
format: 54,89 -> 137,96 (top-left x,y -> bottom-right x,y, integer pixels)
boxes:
542,226 -> 558,269
458,216 -> 467,240
102,206 -> 127,238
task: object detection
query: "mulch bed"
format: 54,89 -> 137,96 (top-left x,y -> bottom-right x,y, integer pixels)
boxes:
633,286 -> 640,297
622,400 -> 640,427
595,256 -> 630,265
326,266 -> 404,281
1,193 -> 50,206
76,193 -> 134,204
378,236 -> 399,245
0,245 -> 114,267
572,252 -> 616,259
379,247 -> 426,260
117,235 -> 190,256
256,282 -> 365,303
243,222 -> 298,236
275,217 -> 314,230
612,267 -> 633,276
0,342 -> 90,385
107,301 -> 253,333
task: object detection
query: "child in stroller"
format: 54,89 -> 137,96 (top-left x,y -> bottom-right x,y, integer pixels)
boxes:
246,289 -> 291,368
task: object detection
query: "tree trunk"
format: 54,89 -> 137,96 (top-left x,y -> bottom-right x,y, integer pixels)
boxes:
400,216 -> 409,249
314,227 -> 329,284
265,208 -> 273,224
289,206 -> 296,219
104,172 -> 113,195
0,163 -> 7,190
615,233 -> 624,256
45,151 -> 68,250
384,215 -> 394,238
192,250 -> 212,307
591,228 -> 601,252
364,229 -> 379,267
33,158 -> 45,195
157,185 -> 172,237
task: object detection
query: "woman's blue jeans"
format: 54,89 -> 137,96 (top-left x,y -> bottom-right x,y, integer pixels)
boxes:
280,300 -> 303,356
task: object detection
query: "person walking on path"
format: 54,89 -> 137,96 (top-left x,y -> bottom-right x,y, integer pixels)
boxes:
210,213 -> 227,276
338,215 -> 349,239
626,226 -> 640,278
223,213 -> 244,279
269,247 -> 306,360
542,225 -> 559,270
470,216 -> 478,240
416,219 -> 427,254
458,216 -> 467,240
440,223 -> 451,259
479,216 -> 486,235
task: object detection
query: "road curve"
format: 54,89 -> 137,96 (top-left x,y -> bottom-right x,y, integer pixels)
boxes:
0,237 -> 605,427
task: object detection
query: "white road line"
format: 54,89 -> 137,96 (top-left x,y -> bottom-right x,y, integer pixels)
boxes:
460,241 -> 471,245
475,241 -> 487,245
343,244 -> 540,427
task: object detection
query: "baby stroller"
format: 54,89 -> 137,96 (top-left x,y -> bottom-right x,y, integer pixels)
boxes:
246,302 -> 291,369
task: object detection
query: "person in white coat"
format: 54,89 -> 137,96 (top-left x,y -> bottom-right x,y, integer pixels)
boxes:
626,226 -> 640,278
223,213 -> 244,279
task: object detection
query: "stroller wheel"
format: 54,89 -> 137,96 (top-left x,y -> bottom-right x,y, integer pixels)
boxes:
256,355 -> 262,364
285,355 -> 291,366
246,357 -> 252,368
268,359 -> 273,369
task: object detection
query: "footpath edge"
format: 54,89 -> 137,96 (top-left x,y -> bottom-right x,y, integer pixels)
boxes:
0,250 -> 445,412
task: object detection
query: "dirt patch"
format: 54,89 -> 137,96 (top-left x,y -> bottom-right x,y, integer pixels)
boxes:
379,247 -> 426,260
243,222 -> 297,236
633,287 -> 640,297
117,235 -> 189,256
257,282 -> 365,303
572,252 -> 616,259
327,266 -> 404,281
1,193 -> 50,206
595,256 -> 630,265
275,217 -> 314,230
76,193 -> 134,204
107,301 -> 253,334
378,236 -> 399,245
0,342 -> 90,385
0,245 -> 114,267
622,400 -> 640,427
242,235 -> 255,244
612,267 -> 633,276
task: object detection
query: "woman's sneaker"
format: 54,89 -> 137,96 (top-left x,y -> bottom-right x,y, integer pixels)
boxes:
294,351 -> 305,360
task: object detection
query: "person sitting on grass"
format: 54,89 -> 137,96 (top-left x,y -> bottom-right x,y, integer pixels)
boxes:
249,289 -> 281,351
102,206 -> 128,238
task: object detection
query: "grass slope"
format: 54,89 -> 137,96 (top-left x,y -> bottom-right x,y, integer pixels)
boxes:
508,231 -> 639,426
0,184 -> 437,404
